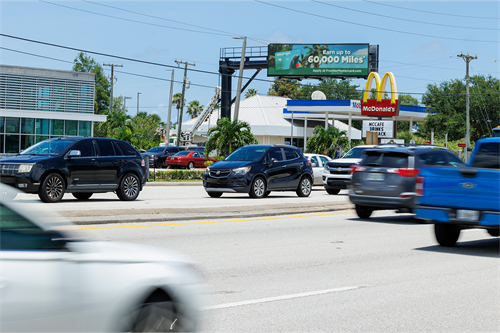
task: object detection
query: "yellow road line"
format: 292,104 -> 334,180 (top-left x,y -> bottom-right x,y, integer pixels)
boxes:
57,210 -> 354,231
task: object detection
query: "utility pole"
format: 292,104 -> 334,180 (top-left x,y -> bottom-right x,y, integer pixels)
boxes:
175,59 -> 195,145
233,36 -> 247,121
457,52 -> 477,163
123,96 -> 132,112
165,69 -> 175,147
137,92 -> 141,115
103,63 -> 123,113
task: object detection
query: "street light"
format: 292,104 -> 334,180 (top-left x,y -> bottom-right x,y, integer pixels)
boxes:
165,69 -> 175,147
232,36 -> 246,122
123,96 -> 132,112
137,92 -> 141,115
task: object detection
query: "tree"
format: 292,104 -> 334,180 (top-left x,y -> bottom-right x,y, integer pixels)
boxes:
268,78 -> 302,99
245,89 -> 258,99
172,93 -> 185,123
72,52 -> 110,116
305,125 -> 349,157
419,75 -> 499,141
397,94 -> 420,132
205,118 -> 258,157
129,112 -> 164,151
186,100 -> 204,119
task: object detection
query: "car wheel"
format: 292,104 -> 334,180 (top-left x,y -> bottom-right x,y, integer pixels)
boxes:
207,192 -> 222,198
72,192 -> 93,200
355,204 -> 373,219
129,297 -> 179,332
263,191 -> 271,197
38,173 -> 65,203
296,176 -> 312,197
487,229 -> 500,237
117,173 -> 140,201
249,177 -> 266,198
434,224 -> 461,247
187,162 -> 194,170
155,160 -> 162,168
326,188 -> 340,195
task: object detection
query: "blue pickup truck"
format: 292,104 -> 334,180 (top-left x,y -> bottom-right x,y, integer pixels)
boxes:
414,137 -> 500,246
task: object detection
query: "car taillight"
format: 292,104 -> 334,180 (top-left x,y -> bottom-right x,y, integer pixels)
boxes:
141,159 -> 145,167
307,160 -> 312,167
397,168 -> 420,177
350,165 -> 366,174
416,176 -> 424,197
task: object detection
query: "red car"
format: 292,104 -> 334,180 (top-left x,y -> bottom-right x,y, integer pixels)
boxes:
165,151 -> 216,169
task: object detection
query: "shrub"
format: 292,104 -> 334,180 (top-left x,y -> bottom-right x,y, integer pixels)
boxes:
149,170 -> 205,181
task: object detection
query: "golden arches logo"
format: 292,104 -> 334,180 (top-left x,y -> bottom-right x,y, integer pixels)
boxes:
362,72 -> 398,104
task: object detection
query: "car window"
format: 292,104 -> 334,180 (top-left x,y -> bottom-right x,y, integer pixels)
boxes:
226,146 -> 267,161
71,141 -> 95,157
319,156 -> 329,165
363,152 -> 408,168
343,147 -> 368,159
96,140 -> 116,157
193,152 -> 200,158
0,204 -> 62,250
115,141 -> 138,156
20,139 -> 73,156
268,148 -> 284,161
284,148 -> 298,160
148,147 -> 164,153
310,156 -> 319,167
175,151 -> 190,157
471,142 -> 500,169
419,151 -> 464,167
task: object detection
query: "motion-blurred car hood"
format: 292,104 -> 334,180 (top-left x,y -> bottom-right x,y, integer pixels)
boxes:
0,155 -> 55,163
209,161 -> 254,169
328,158 -> 362,165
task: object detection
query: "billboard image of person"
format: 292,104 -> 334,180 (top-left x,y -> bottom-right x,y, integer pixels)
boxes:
268,43 -> 370,78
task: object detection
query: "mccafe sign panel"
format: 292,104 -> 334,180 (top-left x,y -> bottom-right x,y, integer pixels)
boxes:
361,72 -> 400,117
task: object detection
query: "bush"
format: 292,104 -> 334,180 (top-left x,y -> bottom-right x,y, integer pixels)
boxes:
149,170 -> 205,181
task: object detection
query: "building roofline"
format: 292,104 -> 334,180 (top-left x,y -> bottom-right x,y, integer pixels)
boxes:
0,64 -> 95,81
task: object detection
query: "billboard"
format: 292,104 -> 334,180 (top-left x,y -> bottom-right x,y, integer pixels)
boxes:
268,43 -> 370,78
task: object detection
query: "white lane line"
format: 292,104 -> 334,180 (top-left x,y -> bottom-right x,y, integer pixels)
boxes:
203,286 -> 367,311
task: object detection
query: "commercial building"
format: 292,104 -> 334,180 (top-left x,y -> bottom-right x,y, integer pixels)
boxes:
0,65 -> 106,156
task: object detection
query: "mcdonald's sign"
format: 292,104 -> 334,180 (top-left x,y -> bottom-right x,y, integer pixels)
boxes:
361,72 -> 400,117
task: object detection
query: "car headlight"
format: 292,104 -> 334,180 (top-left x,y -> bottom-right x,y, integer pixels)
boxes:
323,165 -> 329,171
18,164 -> 34,173
232,167 -> 250,175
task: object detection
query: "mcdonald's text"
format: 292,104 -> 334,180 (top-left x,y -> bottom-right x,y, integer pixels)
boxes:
361,99 -> 401,117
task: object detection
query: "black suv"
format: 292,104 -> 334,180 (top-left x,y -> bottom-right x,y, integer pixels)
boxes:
349,145 -> 464,218
141,146 -> 185,168
203,145 -> 313,198
0,137 -> 148,203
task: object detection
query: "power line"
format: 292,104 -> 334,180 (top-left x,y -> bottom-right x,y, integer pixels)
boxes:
312,0 -> 498,31
254,0 -> 499,43
361,0 -> 500,20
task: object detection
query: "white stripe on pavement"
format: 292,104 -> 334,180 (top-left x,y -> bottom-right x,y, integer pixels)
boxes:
203,286 -> 367,311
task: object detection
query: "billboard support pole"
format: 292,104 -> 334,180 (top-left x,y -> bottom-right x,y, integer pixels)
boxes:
348,112 -> 352,146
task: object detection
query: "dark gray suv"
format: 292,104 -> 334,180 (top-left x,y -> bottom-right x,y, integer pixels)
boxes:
349,146 -> 464,218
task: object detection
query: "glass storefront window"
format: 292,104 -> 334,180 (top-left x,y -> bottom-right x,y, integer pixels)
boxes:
36,119 -> 50,135
79,121 -> 91,137
0,117 -> 4,133
5,135 -> 19,153
5,118 -> 19,133
36,136 -> 49,143
21,118 -> 35,134
65,120 -> 78,136
21,135 -> 35,150
0,135 -> 4,153
50,119 -> 64,136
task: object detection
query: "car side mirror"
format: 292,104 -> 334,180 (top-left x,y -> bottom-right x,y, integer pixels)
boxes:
268,158 -> 278,166
67,150 -> 81,158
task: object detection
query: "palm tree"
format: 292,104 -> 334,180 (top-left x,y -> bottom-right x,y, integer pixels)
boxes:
245,89 -> 258,99
306,125 -> 349,157
172,93 -> 185,122
205,118 -> 258,157
186,100 -> 204,119
303,45 -> 329,68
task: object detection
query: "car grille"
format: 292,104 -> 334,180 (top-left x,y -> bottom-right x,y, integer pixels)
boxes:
327,163 -> 354,175
209,169 -> 231,178
0,164 -> 19,175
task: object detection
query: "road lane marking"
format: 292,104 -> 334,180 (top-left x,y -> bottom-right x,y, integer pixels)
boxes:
56,210 -> 354,231
202,286 -> 366,311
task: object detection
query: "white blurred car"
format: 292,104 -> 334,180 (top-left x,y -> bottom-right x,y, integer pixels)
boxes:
304,154 -> 332,185
0,184 -> 203,332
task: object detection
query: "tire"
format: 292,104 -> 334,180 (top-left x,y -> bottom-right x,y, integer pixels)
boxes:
249,177 -> 266,198
187,162 -> 194,170
155,160 -> 162,168
207,192 -> 222,198
263,191 -> 271,197
38,173 -> 65,203
296,176 -> 312,197
130,297 -> 179,332
487,229 -> 500,237
355,204 -> 373,219
72,192 -> 93,200
117,173 -> 141,201
434,224 -> 461,247
326,188 -> 340,195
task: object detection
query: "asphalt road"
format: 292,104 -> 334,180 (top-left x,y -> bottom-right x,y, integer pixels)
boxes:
60,210 -> 500,333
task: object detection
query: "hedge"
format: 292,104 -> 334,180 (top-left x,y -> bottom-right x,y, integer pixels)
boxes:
148,170 -> 205,181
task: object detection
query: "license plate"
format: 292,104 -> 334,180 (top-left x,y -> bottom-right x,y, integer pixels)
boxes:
367,173 -> 384,181
456,209 -> 479,222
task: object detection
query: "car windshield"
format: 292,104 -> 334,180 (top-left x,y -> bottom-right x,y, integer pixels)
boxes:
343,147 -> 368,159
20,140 -> 74,156
175,151 -> 190,157
225,146 -> 267,161
147,147 -> 164,153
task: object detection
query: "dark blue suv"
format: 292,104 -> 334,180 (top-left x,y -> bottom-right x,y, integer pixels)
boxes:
203,145 -> 313,198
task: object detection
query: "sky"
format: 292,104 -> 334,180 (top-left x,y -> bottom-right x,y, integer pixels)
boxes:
1,0 -> 498,125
